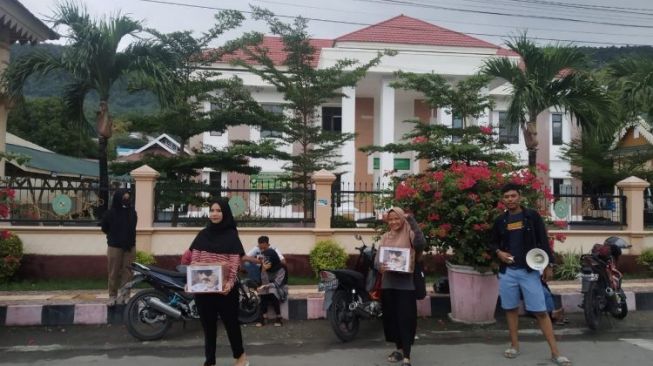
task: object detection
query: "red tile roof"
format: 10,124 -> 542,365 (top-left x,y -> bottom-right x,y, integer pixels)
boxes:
336,15 -> 499,49
218,36 -> 334,67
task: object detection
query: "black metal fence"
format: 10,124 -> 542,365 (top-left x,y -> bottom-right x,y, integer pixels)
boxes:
542,190 -> 626,227
154,180 -> 315,226
0,176 -> 132,226
331,180 -> 392,228
645,189 -> 653,228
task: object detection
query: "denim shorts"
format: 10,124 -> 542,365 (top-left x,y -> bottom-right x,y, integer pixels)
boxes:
498,267 -> 546,312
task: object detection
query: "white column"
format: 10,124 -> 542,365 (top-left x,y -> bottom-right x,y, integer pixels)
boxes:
379,77 -> 395,185
340,87 -> 356,186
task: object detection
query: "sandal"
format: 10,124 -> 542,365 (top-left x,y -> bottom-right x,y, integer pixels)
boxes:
387,351 -> 403,363
255,318 -> 266,327
274,317 -> 283,327
504,347 -> 520,359
402,360 -> 412,366
552,355 -> 572,366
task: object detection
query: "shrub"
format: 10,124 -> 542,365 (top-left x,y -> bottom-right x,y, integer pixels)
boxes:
554,251 -> 581,281
331,215 -> 357,228
0,231 -> 23,283
636,249 -> 653,268
309,240 -> 348,277
136,250 -> 156,265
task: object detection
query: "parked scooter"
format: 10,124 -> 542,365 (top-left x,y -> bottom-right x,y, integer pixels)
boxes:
579,236 -> 631,330
120,262 -> 260,341
317,234 -> 381,342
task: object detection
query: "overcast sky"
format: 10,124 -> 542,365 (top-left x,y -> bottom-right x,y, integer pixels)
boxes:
18,0 -> 653,48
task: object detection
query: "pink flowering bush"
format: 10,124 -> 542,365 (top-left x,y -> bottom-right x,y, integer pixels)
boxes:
391,162 -> 554,271
0,188 -> 22,282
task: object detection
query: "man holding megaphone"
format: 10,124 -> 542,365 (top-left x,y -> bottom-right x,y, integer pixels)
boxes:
489,183 -> 572,366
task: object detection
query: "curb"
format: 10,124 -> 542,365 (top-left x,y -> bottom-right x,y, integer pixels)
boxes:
3,291 -> 653,327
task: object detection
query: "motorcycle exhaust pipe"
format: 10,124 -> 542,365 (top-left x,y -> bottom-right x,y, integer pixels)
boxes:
146,297 -> 182,319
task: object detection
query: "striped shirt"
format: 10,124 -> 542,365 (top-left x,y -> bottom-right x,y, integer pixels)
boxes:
190,250 -> 241,294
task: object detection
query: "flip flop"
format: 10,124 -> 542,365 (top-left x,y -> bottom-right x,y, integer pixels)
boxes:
504,347 -> 520,359
552,355 -> 572,366
387,351 -> 403,363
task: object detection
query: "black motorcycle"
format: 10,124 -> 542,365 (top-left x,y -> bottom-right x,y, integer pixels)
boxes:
120,262 -> 261,341
580,236 -> 631,330
317,234 -> 381,342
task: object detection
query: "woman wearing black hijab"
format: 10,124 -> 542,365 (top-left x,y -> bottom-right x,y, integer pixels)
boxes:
255,249 -> 288,327
187,200 -> 248,366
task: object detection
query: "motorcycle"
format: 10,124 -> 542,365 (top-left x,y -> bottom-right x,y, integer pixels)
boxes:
579,236 -> 631,330
120,262 -> 261,341
317,234 -> 381,342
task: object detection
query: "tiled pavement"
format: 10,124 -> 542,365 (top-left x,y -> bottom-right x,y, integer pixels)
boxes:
2,281 -> 653,326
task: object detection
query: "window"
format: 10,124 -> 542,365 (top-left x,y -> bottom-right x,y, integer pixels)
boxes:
552,113 -> 563,145
261,104 -> 284,138
209,103 -> 223,136
451,112 -> 463,142
208,172 -> 221,188
498,111 -> 519,144
322,107 -> 342,132
553,178 -> 564,196
259,192 -> 283,206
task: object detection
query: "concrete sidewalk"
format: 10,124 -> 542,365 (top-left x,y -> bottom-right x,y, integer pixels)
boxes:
2,280 -> 653,327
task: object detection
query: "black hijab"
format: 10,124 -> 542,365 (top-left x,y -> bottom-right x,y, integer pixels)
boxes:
189,199 -> 245,255
262,248 -> 282,273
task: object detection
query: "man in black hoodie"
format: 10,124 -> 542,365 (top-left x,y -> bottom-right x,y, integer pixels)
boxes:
101,189 -> 137,305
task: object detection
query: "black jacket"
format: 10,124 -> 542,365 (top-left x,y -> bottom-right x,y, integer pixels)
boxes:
488,207 -> 554,274
101,190 -> 138,250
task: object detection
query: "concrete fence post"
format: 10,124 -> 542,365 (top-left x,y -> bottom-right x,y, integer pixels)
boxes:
312,169 -> 336,242
130,165 -> 159,252
616,176 -> 650,253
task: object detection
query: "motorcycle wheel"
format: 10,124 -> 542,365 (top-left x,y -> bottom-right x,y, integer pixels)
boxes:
124,289 -> 173,341
328,290 -> 360,342
611,289 -> 628,319
583,281 -> 602,330
238,286 -> 261,324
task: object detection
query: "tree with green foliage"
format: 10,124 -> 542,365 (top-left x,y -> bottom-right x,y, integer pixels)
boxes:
483,34 -> 614,168
608,57 -> 653,120
7,97 -> 98,158
362,72 -> 513,168
3,2 -> 165,215
111,10 -> 286,226
233,7 -> 393,217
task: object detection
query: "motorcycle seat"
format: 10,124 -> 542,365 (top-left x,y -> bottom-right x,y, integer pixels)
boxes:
330,269 -> 365,282
145,265 -> 187,279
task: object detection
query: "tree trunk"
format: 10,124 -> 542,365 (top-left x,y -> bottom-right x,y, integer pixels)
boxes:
97,100 -> 112,218
522,120 -> 539,168
98,136 -> 109,217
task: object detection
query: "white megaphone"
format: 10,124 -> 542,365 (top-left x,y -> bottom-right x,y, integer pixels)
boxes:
525,248 -> 549,271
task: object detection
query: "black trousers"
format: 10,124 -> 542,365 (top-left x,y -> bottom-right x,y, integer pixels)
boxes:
195,287 -> 244,364
382,289 -> 417,359
260,294 -> 281,316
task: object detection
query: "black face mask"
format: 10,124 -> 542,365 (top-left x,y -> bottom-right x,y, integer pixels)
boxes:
122,198 -> 130,206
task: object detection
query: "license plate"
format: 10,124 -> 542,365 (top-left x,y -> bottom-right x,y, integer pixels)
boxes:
318,279 -> 338,292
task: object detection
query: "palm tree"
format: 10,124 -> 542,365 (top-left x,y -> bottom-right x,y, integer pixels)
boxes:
3,1 -> 164,216
608,57 -> 653,120
483,34 -> 614,167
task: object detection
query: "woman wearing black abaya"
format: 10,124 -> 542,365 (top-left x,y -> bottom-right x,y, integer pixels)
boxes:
188,200 -> 249,366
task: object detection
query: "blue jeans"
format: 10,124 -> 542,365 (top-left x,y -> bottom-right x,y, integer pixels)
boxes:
543,283 -> 555,313
498,267 -> 547,312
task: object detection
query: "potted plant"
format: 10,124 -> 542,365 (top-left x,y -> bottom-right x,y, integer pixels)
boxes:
391,160 -> 554,323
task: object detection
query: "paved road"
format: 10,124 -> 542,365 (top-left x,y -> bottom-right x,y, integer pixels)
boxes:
2,313 -> 653,365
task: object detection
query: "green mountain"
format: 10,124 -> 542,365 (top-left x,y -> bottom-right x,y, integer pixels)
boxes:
10,43 -> 160,117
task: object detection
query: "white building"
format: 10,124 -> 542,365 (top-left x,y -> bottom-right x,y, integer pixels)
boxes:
195,15 -> 577,205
